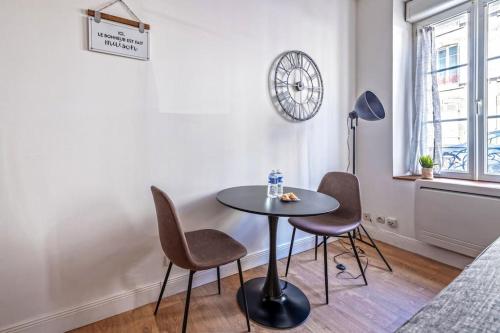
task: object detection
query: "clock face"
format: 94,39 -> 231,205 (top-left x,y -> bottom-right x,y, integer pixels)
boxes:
274,51 -> 324,121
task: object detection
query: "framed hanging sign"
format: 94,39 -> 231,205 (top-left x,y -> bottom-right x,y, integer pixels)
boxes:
87,2 -> 150,61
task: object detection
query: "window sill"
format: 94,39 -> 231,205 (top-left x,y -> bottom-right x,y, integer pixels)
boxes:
393,175 -> 500,189
393,175 -> 421,181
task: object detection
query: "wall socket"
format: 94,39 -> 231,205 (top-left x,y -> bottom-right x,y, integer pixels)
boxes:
362,213 -> 372,223
376,216 -> 385,224
386,217 -> 398,228
163,256 -> 169,267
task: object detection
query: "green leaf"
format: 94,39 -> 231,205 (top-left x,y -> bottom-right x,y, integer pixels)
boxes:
419,155 -> 434,168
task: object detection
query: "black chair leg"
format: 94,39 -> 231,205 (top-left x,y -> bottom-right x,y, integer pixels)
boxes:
154,261 -> 173,315
285,227 -> 296,277
182,271 -> 195,333
323,235 -> 329,304
237,259 -> 251,332
356,227 -> 364,242
348,232 -> 368,286
360,224 -> 392,272
315,235 -> 318,260
216,266 -> 221,294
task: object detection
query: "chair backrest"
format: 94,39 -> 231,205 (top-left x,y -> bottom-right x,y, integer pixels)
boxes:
317,172 -> 362,222
151,186 -> 194,270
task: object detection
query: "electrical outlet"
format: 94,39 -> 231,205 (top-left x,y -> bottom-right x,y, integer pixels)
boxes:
362,213 -> 372,223
163,256 -> 169,267
376,216 -> 385,224
386,217 -> 398,228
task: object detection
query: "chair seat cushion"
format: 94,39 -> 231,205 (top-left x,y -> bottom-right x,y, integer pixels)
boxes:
185,229 -> 247,270
289,214 -> 361,236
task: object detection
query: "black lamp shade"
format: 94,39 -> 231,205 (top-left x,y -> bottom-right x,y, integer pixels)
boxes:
353,91 -> 385,121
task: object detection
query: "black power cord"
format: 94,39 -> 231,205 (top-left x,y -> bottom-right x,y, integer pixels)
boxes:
333,239 -> 369,280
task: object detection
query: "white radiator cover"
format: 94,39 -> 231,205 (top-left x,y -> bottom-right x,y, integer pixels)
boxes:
415,179 -> 500,257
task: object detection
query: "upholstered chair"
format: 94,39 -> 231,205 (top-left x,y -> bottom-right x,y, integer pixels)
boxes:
151,186 -> 250,332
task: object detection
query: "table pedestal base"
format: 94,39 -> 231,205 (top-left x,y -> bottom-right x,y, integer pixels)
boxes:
236,277 -> 310,329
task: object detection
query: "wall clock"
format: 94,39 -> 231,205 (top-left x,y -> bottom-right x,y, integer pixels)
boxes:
273,51 -> 324,121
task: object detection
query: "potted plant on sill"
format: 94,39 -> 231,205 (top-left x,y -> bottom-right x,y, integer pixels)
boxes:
419,155 -> 435,179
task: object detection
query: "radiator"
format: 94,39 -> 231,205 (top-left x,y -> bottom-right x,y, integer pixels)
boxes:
415,179 -> 500,257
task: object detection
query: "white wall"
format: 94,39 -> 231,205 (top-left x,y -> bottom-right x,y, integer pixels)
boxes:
393,0 -> 413,176
355,0 -> 471,268
0,0 -> 355,331
356,0 -> 414,236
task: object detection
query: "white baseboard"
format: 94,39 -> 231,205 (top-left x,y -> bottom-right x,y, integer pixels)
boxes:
361,224 -> 473,269
0,235 -> 323,333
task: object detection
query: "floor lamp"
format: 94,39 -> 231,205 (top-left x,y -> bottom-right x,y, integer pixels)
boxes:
348,91 -> 386,175
347,90 -> 393,272
315,91 -> 392,272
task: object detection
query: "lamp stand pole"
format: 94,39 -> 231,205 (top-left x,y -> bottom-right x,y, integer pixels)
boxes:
348,111 -> 361,241
349,111 -> 358,175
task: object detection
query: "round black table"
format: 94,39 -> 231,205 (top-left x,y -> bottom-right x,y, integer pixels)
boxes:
216,185 -> 340,329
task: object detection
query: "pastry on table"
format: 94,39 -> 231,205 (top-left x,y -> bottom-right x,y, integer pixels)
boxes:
280,192 -> 300,201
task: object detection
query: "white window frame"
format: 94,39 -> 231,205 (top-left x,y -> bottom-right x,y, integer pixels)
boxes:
412,0 -> 500,182
480,0 -> 500,181
414,2 -> 476,180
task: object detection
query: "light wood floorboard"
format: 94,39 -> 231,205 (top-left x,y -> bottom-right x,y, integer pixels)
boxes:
70,240 -> 461,333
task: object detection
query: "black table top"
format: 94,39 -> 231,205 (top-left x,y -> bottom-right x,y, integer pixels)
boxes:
216,185 -> 340,217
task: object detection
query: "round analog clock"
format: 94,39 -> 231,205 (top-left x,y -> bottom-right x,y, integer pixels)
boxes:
273,51 -> 324,121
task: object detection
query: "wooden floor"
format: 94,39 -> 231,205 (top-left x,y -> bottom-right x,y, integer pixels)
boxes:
70,240 -> 461,333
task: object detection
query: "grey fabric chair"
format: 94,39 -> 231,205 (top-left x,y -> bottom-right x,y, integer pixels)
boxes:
284,172 -> 392,304
151,186 -> 250,333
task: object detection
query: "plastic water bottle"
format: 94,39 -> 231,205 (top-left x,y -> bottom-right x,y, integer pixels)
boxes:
267,170 -> 278,198
276,169 -> 284,196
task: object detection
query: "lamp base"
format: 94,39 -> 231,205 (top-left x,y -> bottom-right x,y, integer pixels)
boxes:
236,277 -> 310,329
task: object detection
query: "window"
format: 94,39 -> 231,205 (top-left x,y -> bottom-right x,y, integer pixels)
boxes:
413,0 -> 500,181
486,0 -> 500,176
437,44 -> 460,86
432,13 -> 469,174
